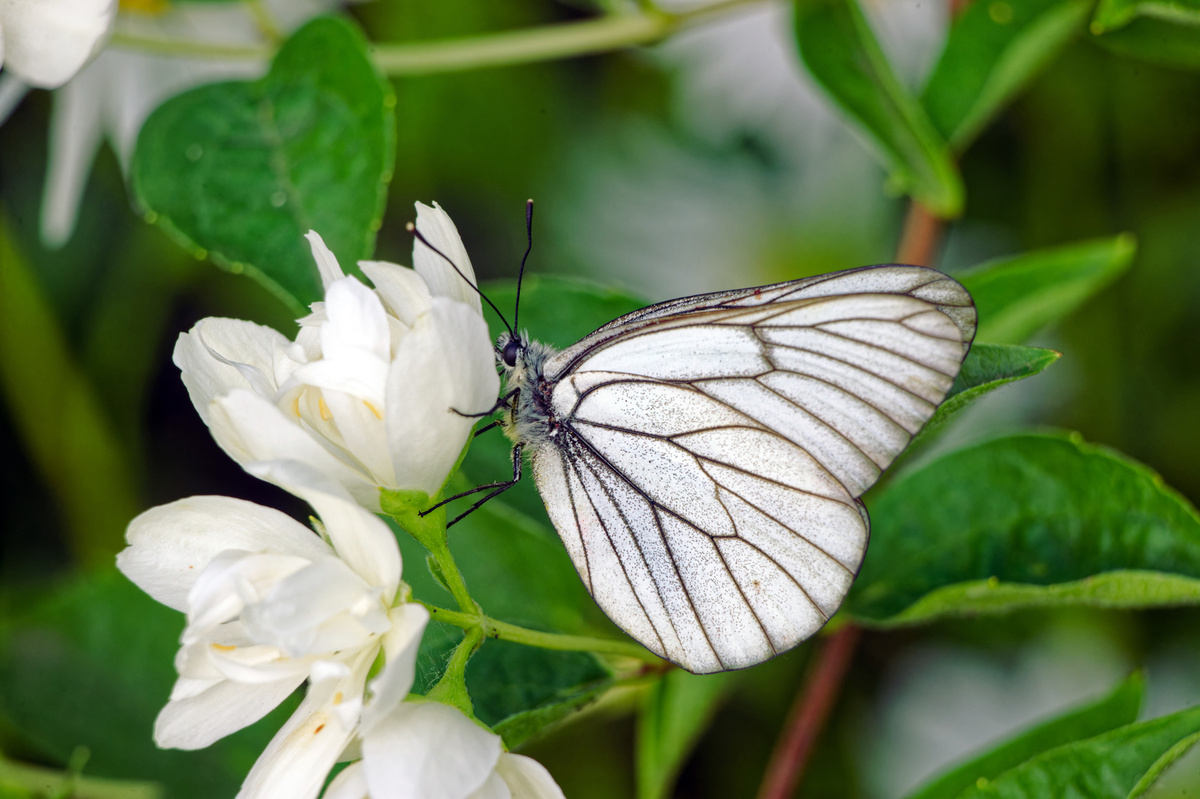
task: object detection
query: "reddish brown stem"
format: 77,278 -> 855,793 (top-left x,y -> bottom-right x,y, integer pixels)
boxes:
754,194 -> 947,798
894,202 -> 945,268
756,625 -> 862,799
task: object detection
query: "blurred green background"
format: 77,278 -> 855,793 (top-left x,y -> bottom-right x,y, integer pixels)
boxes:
2,0 -> 1200,797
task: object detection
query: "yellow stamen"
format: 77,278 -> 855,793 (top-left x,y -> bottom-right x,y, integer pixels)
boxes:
292,395 -> 301,418
211,643 -> 237,651
119,0 -> 170,14
333,691 -> 344,705
363,399 -> 383,420
318,396 -> 332,421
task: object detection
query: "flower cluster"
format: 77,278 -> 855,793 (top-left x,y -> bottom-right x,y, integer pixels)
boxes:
118,204 -> 561,799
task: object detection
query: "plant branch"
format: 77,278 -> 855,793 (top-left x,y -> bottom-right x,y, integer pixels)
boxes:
895,201 -> 945,268
756,625 -> 861,799
756,192 -> 949,797
110,0 -> 767,71
108,31 -> 269,59
371,0 -> 761,75
424,604 -> 659,662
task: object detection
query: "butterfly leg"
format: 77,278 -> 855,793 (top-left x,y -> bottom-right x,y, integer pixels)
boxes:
418,444 -> 524,527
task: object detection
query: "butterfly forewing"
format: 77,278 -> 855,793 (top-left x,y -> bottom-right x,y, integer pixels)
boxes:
526,265 -> 976,674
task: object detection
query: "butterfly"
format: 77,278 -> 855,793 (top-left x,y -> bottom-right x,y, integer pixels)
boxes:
417,204 -> 976,674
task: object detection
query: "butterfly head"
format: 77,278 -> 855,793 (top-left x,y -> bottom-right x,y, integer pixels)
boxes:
499,332 -> 523,369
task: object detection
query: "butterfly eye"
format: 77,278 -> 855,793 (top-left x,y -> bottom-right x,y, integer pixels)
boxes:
501,339 -> 521,367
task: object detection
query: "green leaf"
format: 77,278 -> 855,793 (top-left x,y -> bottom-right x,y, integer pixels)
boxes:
921,0 -> 1092,152
132,16 -> 395,312
956,704 -> 1200,798
905,673 -> 1144,799
1092,0 -> 1200,33
466,639 -> 613,749
637,670 -> 735,799
792,0 -> 963,216
847,432 -> 1200,625
395,498 -> 613,637
910,343 -> 1061,449
959,234 -> 1136,344
1089,17 -> 1200,69
0,213 -> 138,568
0,570 -> 297,799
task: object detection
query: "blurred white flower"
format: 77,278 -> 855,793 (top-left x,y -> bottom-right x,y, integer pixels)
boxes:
39,0 -> 333,247
324,697 -> 564,799
0,0 -> 115,89
117,460 -> 429,799
174,203 -> 499,510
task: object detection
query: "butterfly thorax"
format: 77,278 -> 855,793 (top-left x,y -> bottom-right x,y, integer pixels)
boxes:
496,332 -> 561,451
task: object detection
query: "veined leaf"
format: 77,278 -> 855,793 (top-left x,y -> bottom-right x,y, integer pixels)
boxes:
911,343 -> 1061,447
469,640 -> 613,749
1089,17 -> 1200,69
905,673 -> 1143,799
133,16 -> 395,312
1092,0 -> 1200,33
792,0 -> 963,216
637,670 -> 736,799
848,432 -> 1200,625
922,0 -> 1092,151
957,704 -> 1200,798
959,234 -> 1136,344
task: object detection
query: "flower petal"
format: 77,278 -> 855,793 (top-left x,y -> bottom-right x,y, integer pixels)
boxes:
361,604 -> 430,735
118,496 -> 330,612
246,460 -> 401,591
186,550 -> 313,639
323,762 -> 369,799
0,0 -> 116,88
358,261 -> 432,328
39,67 -> 105,247
236,653 -> 372,799
412,202 -> 481,312
155,672 -> 305,750
306,231 -> 346,289
467,772 -> 511,799
495,755 -> 565,799
174,318 -> 293,423
362,702 -> 502,799
386,299 -> 499,494
209,390 -> 380,509
242,557 -> 389,657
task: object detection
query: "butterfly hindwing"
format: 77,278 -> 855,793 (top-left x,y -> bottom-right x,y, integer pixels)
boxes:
526,265 -> 976,673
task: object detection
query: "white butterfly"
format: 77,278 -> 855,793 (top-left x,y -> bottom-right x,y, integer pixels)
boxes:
416,211 -> 976,674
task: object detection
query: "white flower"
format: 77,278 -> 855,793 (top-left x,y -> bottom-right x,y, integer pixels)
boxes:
173,202 -> 500,510
323,691 -> 564,799
0,0 -> 115,89
38,0 -> 333,246
117,460 -> 430,799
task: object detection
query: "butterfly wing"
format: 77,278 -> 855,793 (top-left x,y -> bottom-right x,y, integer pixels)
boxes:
531,266 -> 976,673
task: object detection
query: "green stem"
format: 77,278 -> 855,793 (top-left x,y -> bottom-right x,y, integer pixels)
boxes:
242,0 -> 282,44
387,501 -> 479,615
426,626 -> 484,717
109,0 -> 766,71
371,0 -> 763,75
108,31 -> 268,60
0,756 -> 162,799
425,604 -> 659,662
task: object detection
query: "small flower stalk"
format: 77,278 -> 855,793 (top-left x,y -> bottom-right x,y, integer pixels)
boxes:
119,205 -> 565,799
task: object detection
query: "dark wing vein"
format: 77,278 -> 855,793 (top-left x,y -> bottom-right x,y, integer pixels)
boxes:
563,437 -> 670,658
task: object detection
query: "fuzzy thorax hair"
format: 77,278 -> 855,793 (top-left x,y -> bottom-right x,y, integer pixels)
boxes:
495,331 -> 560,450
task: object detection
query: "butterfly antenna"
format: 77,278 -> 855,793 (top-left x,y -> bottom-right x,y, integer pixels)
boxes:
513,199 -> 534,334
407,222 -> 513,336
